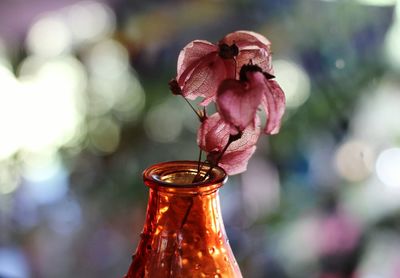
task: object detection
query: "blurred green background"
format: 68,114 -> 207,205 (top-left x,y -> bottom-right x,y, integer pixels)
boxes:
1,0 -> 400,277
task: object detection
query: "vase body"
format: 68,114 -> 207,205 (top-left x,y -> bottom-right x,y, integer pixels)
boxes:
125,161 -> 242,278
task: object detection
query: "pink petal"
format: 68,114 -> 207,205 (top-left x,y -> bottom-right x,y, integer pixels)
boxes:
220,30 -> 271,51
217,71 -> 265,131
199,114 -> 261,175
180,53 -> 227,105
262,79 -> 286,135
218,119 -> 261,175
236,49 -> 273,77
227,115 -> 261,152
177,40 -> 218,79
217,146 -> 257,175
197,113 -> 230,153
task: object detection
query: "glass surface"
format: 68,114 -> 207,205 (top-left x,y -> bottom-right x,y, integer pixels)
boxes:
125,161 -> 242,278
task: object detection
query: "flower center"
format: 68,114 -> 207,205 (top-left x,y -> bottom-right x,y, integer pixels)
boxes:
239,64 -> 275,81
218,43 -> 239,59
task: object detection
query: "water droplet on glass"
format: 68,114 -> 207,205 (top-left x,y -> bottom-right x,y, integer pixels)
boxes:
224,256 -> 229,262
195,264 -> 200,270
209,247 -> 215,254
214,274 -> 221,278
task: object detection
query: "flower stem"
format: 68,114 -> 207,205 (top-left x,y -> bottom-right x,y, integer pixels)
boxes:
182,97 -> 202,121
192,149 -> 204,183
201,133 -> 240,181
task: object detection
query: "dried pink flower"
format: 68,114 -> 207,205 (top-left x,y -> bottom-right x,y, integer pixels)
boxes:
197,113 -> 261,175
216,65 -> 285,135
220,30 -> 273,75
172,31 -> 273,105
170,30 -> 286,176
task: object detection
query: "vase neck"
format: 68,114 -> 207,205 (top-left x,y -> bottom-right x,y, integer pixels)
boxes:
143,160 -> 227,195
144,186 -> 223,236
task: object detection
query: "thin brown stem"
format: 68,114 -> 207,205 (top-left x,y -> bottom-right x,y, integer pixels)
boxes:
201,137 -> 234,182
182,97 -> 202,121
191,149 -> 203,183
197,149 -> 203,173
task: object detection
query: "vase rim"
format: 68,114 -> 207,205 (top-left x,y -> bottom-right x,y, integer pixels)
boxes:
143,160 -> 227,194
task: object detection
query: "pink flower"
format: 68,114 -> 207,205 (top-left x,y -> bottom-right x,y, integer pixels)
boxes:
170,30 -> 286,176
221,30 -> 272,74
171,31 -> 273,105
197,113 -> 261,175
216,65 -> 285,135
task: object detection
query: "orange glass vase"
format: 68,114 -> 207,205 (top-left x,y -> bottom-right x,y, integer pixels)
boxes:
125,161 -> 242,278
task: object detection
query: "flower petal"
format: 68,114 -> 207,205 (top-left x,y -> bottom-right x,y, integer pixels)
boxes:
262,79 -> 286,134
220,30 -> 271,51
181,54 -> 227,105
217,117 -> 261,175
217,146 -> 256,175
177,40 -> 218,79
197,113 -> 230,153
228,115 -> 261,152
217,71 -> 265,131
236,49 -> 273,76
199,114 -> 261,175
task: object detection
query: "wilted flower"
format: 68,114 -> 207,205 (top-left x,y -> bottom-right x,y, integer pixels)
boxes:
197,113 -> 260,175
217,64 -> 286,135
172,31 -> 273,105
170,30 -> 286,176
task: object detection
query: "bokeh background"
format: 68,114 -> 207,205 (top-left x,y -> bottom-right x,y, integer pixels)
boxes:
1,0 -> 400,277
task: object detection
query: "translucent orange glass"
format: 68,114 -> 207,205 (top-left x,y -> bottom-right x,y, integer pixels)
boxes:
125,161 -> 242,278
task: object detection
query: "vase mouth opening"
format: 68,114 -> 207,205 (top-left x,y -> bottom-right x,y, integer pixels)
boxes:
143,161 -> 227,193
